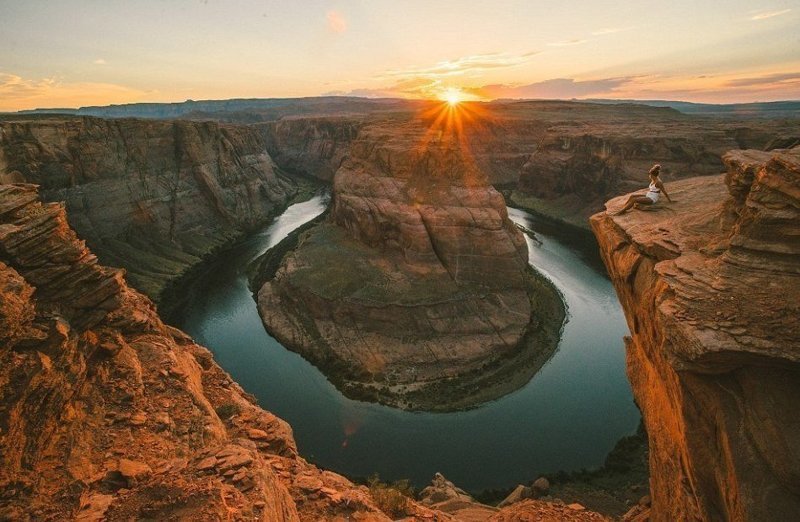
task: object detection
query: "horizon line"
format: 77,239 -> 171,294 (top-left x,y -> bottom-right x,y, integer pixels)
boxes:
5,95 -> 800,114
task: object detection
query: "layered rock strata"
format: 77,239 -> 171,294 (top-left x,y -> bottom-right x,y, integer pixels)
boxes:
591,147 -> 800,520
261,117 -> 364,181
257,120 -> 565,410
252,101 -> 799,229
0,183 -> 443,521
0,117 -> 298,306
0,183 -> 611,521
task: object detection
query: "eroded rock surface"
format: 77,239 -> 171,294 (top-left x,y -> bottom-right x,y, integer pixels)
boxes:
262,117 -> 363,181
0,182 -> 613,521
251,101 -> 800,230
418,472 -> 611,522
257,119 -> 565,410
591,147 -> 800,520
0,183 -> 447,521
0,117 -> 298,306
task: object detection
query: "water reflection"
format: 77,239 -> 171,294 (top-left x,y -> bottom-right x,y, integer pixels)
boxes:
176,197 -> 638,491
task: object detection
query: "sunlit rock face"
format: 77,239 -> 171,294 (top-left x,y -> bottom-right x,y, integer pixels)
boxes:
252,100 -> 800,230
0,183 -> 434,521
0,117 -> 296,304
256,116 -> 564,411
591,147 -> 800,521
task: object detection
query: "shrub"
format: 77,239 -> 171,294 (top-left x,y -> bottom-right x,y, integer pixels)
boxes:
215,403 -> 241,420
368,474 -> 414,518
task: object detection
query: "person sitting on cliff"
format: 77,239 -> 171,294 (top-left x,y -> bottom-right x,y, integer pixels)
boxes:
614,164 -> 673,215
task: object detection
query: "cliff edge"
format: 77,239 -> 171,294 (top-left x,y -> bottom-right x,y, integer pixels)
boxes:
591,147 -> 800,520
0,183 -> 444,521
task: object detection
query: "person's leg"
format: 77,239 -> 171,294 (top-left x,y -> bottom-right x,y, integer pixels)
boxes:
616,195 -> 652,214
613,195 -> 635,214
633,196 -> 654,209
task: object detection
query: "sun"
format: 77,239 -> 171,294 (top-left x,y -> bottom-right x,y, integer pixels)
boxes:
442,88 -> 463,106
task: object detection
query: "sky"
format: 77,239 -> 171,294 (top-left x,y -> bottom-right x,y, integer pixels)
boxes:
1,0 -> 799,111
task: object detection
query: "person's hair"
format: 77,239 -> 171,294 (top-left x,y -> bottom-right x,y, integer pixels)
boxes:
649,164 -> 661,177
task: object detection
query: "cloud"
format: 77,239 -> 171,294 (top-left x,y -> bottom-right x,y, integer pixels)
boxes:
750,9 -> 792,20
340,52 -> 542,99
589,71 -> 800,103
468,77 -> 633,99
330,68 -> 800,104
726,71 -> 800,87
93,58 -> 107,65
326,10 -> 347,33
327,87 -> 404,98
327,77 -> 441,99
591,27 -> 633,36
0,73 -> 148,112
383,51 -> 540,80
547,39 -> 588,47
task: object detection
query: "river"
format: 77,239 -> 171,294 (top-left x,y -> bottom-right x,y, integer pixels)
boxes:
174,193 -> 639,491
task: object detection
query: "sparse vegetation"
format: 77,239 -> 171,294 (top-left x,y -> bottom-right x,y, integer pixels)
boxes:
214,402 -> 241,420
367,474 -> 415,518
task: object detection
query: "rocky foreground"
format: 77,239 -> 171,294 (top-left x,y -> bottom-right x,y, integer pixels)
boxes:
0,183 -> 607,520
0,183 -> 401,520
591,147 -> 800,520
256,118 -> 565,410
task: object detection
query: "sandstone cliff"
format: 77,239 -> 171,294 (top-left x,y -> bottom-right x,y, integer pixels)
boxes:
591,147 -> 800,520
466,101 -> 798,229
260,118 -> 364,181
250,101 -> 800,230
256,118 -> 565,410
0,183 -> 448,521
0,117 -> 299,308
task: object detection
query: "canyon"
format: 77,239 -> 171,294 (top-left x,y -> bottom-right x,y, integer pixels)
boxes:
1,99 -> 799,520
2,101 -> 796,310
257,100 -> 799,229
0,182 -> 612,520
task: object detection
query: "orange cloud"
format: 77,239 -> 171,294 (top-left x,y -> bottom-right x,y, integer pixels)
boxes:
331,67 -> 800,104
0,73 -> 148,112
383,51 -> 540,80
468,77 -> 633,99
750,9 -> 792,20
326,10 -> 347,33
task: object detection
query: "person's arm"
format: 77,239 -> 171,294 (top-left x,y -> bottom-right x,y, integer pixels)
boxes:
658,180 -> 673,202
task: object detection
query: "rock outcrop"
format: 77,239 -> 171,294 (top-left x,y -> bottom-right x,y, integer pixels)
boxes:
591,147 -> 800,520
0,117 -> 299,307
256,118 -> 565,410
0,183 -> 447,521
417,472 -> 609,521
261,118 -> 364,181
